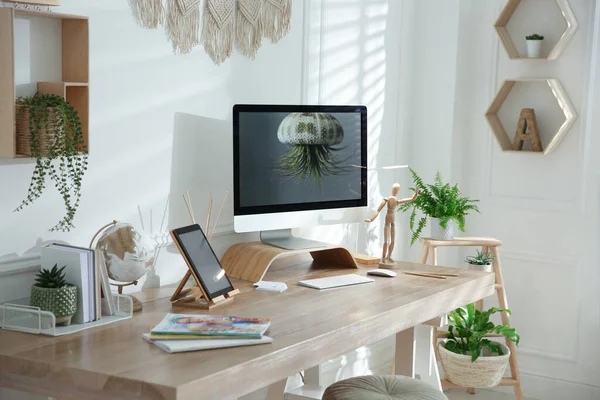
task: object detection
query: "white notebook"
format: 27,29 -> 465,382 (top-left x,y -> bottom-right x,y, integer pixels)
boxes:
41,244 -> 95,324
142,333 -> 273,353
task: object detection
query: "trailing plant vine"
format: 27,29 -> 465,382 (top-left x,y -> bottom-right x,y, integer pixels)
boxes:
398,168 -> 480,245
15,94 -> 88,232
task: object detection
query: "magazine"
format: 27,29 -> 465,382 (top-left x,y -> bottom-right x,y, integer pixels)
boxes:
150,314 -> 270,338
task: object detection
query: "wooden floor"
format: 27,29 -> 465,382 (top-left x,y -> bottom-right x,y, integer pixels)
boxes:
242,335 -> 528,400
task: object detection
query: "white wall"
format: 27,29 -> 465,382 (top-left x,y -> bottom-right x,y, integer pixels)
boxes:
426,0 -> 600,399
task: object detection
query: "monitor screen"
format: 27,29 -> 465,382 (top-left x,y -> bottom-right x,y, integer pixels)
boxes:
233,105 -> 367,217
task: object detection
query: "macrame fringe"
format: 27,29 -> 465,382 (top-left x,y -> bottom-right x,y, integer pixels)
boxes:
235,2 -> 263,59
262,0 -> 291,43
166,0 -> 201,55
201,0 -> 235,65
128,0 -> 164,29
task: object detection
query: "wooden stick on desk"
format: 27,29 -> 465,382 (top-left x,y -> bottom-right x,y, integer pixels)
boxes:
415,272 -> 459,277
403,271 -> 447,279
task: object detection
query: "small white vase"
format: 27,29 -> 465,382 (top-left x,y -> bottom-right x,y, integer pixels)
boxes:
430,218 -> 456,241
467,263 -> 492,273
526,40 -> 542,58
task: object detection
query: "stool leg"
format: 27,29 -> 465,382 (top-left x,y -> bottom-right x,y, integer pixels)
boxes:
393,327 -> 415,377
429,247 -> 438,265
419,245 -> 429,264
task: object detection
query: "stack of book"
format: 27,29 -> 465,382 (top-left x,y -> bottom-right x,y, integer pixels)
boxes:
41,243 -> 116,323
143,313 -> 273,353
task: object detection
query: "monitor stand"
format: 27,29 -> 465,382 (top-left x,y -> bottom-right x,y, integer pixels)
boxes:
260,229 -> 328,250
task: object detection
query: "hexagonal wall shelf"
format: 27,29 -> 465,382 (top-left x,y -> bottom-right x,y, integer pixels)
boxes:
485,79 -> 577,155
495,0 -> 578,60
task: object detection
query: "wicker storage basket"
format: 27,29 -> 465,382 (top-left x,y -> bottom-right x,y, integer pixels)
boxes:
15,104 -> 61,157
438,340 -> 510,388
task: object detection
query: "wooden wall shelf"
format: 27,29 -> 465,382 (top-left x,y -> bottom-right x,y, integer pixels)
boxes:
485,78 -> 577,155
5,0 -> 61,5
495,0 -> 578,60
0,8 -> 89,158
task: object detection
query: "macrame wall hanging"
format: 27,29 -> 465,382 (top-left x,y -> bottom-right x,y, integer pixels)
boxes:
128,0 -> 292,65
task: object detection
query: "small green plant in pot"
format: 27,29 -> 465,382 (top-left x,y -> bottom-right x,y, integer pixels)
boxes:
525,33 -> 544,58
398,168 -> 480,245
465,250 -> 495,272
14,94 -> 88,232
439,303 -> 520,388
30,264 -> 78,326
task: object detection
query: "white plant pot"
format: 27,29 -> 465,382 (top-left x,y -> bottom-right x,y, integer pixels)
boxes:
438,341 -> 510,388
430,218 -> 456,241
526,39 -> 542,58
467,263 -> 492,273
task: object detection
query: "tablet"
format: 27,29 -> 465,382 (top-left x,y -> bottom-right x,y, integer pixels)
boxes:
171,224 -> 234,300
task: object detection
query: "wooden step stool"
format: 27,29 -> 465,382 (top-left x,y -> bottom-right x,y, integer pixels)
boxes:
419,237 -> 523,400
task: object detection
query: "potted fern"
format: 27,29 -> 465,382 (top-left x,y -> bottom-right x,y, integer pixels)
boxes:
439,303 -> 520,388
30,264 -> 78,326
398,169 -> 480,245
465,250 -> 495,272
14,94 -> 88,232
526,33 -> 544,58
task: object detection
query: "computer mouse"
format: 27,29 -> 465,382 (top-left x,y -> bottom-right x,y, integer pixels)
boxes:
367,269 -> 397,278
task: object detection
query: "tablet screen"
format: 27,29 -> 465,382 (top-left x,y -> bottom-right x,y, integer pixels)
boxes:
173,225 -> 233,299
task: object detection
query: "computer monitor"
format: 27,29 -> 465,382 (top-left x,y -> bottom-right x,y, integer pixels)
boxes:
233,104 -> 367,249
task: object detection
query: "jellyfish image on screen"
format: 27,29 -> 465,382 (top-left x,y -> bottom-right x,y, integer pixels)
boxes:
275,112 -> 351,183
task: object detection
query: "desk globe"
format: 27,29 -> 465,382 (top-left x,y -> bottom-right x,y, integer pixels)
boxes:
91,221 -> 155,312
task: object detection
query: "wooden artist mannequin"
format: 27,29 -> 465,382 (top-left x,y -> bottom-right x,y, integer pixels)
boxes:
365,184 -> 419,263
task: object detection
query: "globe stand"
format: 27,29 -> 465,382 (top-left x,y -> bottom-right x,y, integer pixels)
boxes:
89,220 -> 146,313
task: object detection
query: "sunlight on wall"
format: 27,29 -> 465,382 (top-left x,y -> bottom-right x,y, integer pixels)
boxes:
297,0 -> 400,258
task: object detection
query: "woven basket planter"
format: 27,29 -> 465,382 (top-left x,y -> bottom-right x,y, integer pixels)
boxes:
438,340 -> 510,388
15,104 -> 62,157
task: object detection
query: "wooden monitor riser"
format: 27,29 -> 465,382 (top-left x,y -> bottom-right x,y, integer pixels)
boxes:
220,242 -> 358,282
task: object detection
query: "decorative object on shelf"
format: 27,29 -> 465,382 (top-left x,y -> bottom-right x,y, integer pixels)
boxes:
485,79 -> 577,155
202,0 -> 235,64
129,0 -> 165,28
276,112 -> 351,183
235,0 -> 263,59
91,221 -> 156,312
465,250 -> 495,272
364,183 -> 418,264
512,108 -> 542,152
30,264 -> 78,326
14,94 -> 88,232
127,0 -> 292,64
166,0 -> 201,54
525,33 -> 544,58
398,169 -> 479,245
495,0 -> 578,60
263,0 -> 291,43
439,303 -> 520,388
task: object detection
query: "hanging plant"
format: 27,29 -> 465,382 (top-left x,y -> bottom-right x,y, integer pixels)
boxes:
275,112 -> 351,183
14,94 -> 88,232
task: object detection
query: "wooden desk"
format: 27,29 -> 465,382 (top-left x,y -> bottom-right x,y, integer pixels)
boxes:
0,258 -> 495,400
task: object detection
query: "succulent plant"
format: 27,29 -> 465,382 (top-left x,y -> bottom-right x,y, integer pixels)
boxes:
465,250 -> 495,265
526,33 -> 544,40
35,264 -> 68,289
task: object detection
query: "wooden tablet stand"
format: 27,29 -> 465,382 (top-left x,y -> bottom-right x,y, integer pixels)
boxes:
220,242 -> 358,282
170,270 -> 240,310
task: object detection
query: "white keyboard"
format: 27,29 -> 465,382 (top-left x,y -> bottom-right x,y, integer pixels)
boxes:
298,274 -> 375,290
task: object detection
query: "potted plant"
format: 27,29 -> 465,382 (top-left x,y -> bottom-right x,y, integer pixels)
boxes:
30,264 -> 78,326
14,94 -> 88,232
398,168 -> 480,245
465,250 -> 495,272
439,303 -> 520,388
526,33 -> 544,58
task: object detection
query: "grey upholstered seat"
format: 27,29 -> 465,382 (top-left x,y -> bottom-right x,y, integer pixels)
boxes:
322,375 -> 448,400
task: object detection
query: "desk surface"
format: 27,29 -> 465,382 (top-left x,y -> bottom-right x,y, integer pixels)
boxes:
0,257 -> 495,400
